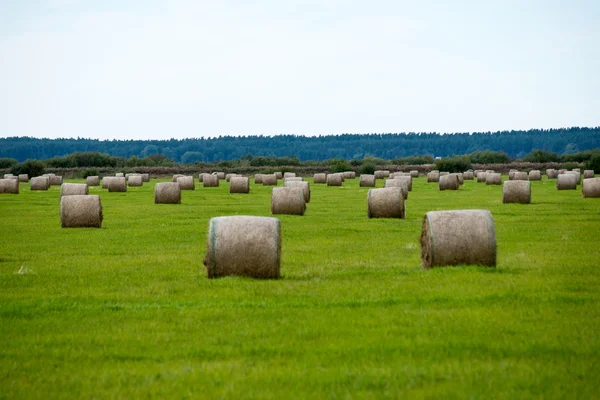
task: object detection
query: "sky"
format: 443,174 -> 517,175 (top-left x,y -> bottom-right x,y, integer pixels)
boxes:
0,0 -> 599,140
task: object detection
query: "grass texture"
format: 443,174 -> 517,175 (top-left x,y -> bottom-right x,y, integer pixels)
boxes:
1,176 -> 599,399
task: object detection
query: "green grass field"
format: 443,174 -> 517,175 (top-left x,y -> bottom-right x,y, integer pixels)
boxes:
1,175 -> 599,399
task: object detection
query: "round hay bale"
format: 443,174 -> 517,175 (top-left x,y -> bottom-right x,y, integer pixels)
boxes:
49,175 -> 63,186
0,178 -> 19,194
582,178 -> 600,198
477,172 -> 487,183
583,170 -> 594,179
230,177 -> 250,194
439,174 -> 459,190
155,182 -> 181,203
261,174 -> 277,186
546,169 -> 558,179
374,170 -> 388,179
42,173 -> 55,177
60,183 -> 88,197
528,170 -> 541,181
172,174 -> 185,182
360,174 -> 375,187
427,171 -> 440,182
568,171 -> 581,185
198,173 -> 205,183
572,168 -> 581,174
254,174 -> 264,184
558,169 -> 567,175
503,180 -> 531,204
557,173 -> 577,190
326,173 -> 343,186
203,174 -> 219,187
508,170 -> 518,180
283,172 -> 296,179
420,210 -> 496,268
225,173 -> 239,182
343,171 -> 356,179
367,187 -> 405,218
142,173 -> 150,182
511,172 -> 528,181
3,174 -> 15,180
274,172 -> 283,180
271,187 -> 306,215
439,172 -> 449,176
473,170 -> 482,177
86,176 -> 100,186
115,173 -> 124,178
313,173 -> 327,184
128,175 -> 143,187
108,177 -> 127,192
284,180 -> 310,202
102,176 -> 116,189
384,178 -> 409,199
452,173 -> 464,185
214,172 -> 225,180
284,177 -> 303,182
18,174 -> 29,182
463,171 -> 474,180
410,170 -> 419,178
177,176 -> 195,190
30,176 -> 50,191
486,173 -> 502,185
485,170 -> 495,174
204,216 -> 281,279
60,195 -> 103,228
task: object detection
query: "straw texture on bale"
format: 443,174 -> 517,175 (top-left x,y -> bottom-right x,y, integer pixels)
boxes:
558,169 -> 567,174
374,170 -> 388,179
284,177 -> 303,182
18,174 -> 29,182
230,177 -> 250,194
546,169 -> 558,179
226,173 -> 239,182
503,181 -> 531,204
556,173 -> 577,190
582,178 -> 600,198
271,187 -> 306,215
410,170 -> 419,178
343,171 -> 356,179
154,182 -> 181,204
60,195 -> 103,228
572,168 -> 581,173
584,170 -> 594,179
427,171 -> 440,182
283,172 -> 296,179
396,175 -> 412,191
115,173 -> 124,177
284,180 -> 310,202
204,216 -> 281,279
452,173 -> 464,185
128,175 -> 143,187
439,172 -> 449,176
568,171 -> 581,185
215,172 -> 225,180
463,171 -> 474,180
511,172 -> 528,181
313,173 -> 327,184
261,174 -> 277,186
360,174 -> 375,187
439,174 -> 459,190
172,174 -> 185,182
326,173 -> 342,186
275,172 -> 283,179
367,187 -> 405,218
177,176 -> 195,190
384,179 -> 409,199
0,179 -> 19,194
203,174 -> 219,187
49,175 -> 63,186
486,173 -> 502,185
30,176 -> 49,191
508,171 -> 517,180
86,176 -> 100,186
102,176 -> 116,189
474,170 -> 482,177
528,170 -> 541,181
108,177 -> 127,192
485,170 -> 495,174
3,174 -> 15,179
60,183 -> 88,198
420,210 -> 496,268
254,174 -> 263,184
142,173 -> 150,182
477,172 -> 487,183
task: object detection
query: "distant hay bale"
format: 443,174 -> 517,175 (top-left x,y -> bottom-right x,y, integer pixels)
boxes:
313,173 -> 327,184
439,172 -> 449,176
439,174 -> 460,190
262,174 -> 277,186
546,169 -> 558,179
203,174 -> 219,187
49,175 -> 63,186
343,171 -> 356,179
108,177 -> 127,192
410,170 -> 419,178
283,172 -> 296,179
463,171 -> 474,180
557,173 -> 577,190
285,180 -> 310,202
142,173 -> 149,182
326,173 -> 343,186
420,210 -> 496,268
528,170 -> 541,181
271,187 -> 306,215
30,176 -> 50,191
254,174 -> 264,184
584,170 -> 594,179
60,195 -> 103,228
198,173 -> 205,182
360,174 -> 376,187
126,173 -> 141,182
215,172 -> 225,180
485,170 -> 495,174
225,173 -> 239,182
203,216 -> 281,279
508,170 -> 518,180
115,173 -> 124,177
42,173 -> 55,177
60,183 -> 88,197
128,175 -> 143,187
452,172 -> 464,185
367,187 -> 405,218
486,173 -> 502,185
230,176 -> 250,194
474,170 -> 482,177
427,171 -> 440,182
558,169 -> 567,175
18,174 -> 29,182
477,172 -> 487,183
284,177 -> 303,182
374,170 -> 388,179
0,179 -> 19,194
511,172 -> 528,181
172,174 -> 185,182
384,178 -> 409,198
177,176 -> 195,190
3,174 -> 16,179
582,178 -> 600,198
102,176 -> 116,189
86,176 -> 100,186
503,181 -> 531,204
568,171 -> 581,185
155,182 -> 181,204
274,172 -> 283,180
572,168 -> 581,173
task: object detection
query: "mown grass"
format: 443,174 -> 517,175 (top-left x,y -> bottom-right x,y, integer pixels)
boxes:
0,175 -> 599,399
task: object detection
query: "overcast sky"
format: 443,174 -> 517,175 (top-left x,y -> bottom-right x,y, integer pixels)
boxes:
1,0 -> 598,140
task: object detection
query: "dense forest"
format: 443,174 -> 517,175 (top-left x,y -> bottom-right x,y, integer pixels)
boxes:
1,127 -> 599,163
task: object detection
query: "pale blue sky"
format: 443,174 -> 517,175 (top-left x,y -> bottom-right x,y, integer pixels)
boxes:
1,0 -> 598,140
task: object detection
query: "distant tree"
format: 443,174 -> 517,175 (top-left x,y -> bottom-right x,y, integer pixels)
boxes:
522,150 -> 560,163
586,153 -> 600,173
359,161 -> 376,175
181,151 -> 205,164
328,158 -> 351,173
435,156 -> 472,173
11,159 -> 45,177
0,158 -> 19,169
468,150 -> 511,164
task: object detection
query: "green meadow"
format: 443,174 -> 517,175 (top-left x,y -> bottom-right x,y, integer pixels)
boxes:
0,175 -> 599,399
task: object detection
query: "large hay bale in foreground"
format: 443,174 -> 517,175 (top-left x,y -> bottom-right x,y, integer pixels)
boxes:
0,179 -> 19,194
108,177 -> 127,192
285,180 -> 310,202
313,173 -> 327,184
204,216 -> 281,279
30,176 -> 50,191
486,173 -> 502,185
261,174 -> 277,186
384,178 -> 409,199
326,173 -> 342,186
271,187 -> 306,215
584,170 -> 594,179
556,173 -> 577,190
463,171 -> 474,180
230,177 -> 250,194
528,170 -> 541,181
503,181 -> 531,204
420,210 -> 496,268
367,187 -> 405,218
343,171 -> 356,179
254,174 -> 264,184
155,182 -> 181,204
427,171 -> 440,182
49,175 -> 63,186
511,172 -> 528,181
128,175 -> 143,187
177,176 -> 195,190
582,178 -> 600,198
60,195 -> 103,228
476,172 -> 487,183
546,169 -> 558,179
203,174 -> 219,187
439,174 -> 460,190
60,183 -> 88,197
86,176 -> 100,186
283,172 -> 296,179
360,174 -> 375,187
18,174 -> 29,182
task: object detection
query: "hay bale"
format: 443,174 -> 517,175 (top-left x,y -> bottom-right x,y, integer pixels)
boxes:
30,176 -> 49,191
568,171 -> 581,185
343,171 -> 356,179
203,174 -> 219,187
225,173 -> 239,182
3,174 -> 16,179
528,170 -> 541,181
473,170 -> 482,177
86,176 -> 100,186
511,172 -> 528,181
557,173 -> 577,190
49,175 -> 63,186
572,168 -> 581,174
452,172 -> 464,185
177,176 -> 195,190
254,174 -> 264,184
142,173 -> 150,182
360,174 -> 376,187
485,170 -> 495,174
486,173 -> 502,185
18,174 -> 29,182
477,172 -> 487,183
558,169 -> 567,174
439,172 -> 449,176
275,172 -> 283,180
203,216 -> 281,279
60,183 -> 88,197
503,181 -> 531,204
508,170 -> 518,180
420,210 -> 496,268
374,170 -> 389,179
172,174 -> 185,182
155,182 -> 181,204
108,177 -> 127,192
102,176 -> 115,189
463,171 -> 474,180
385,178 -> 409,198
314,173 -> 327,184
60,195 -> 103,228
427,171 -> 440,182
230,177 -> 250,194
367,187 -> 405,218
582,178 -> 600,198
439,174 -> 459,190
410,170 -> 419,178
283,172 -> 296,179
128,175 -> 143,187
584,170 -> 594,179
546,169 -> 558,179
115,173 -> 124,178
261,174 -> 277,186
214,172 -> 225,180
285,180 -> 310,202
126,173 -> 141,182
326,173 -> 343,186
284,177 -> 303,182
271,187 -> 306,215
0,179 -> 19,194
